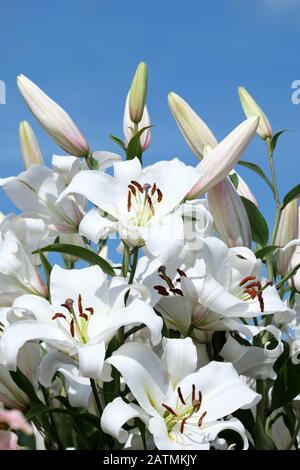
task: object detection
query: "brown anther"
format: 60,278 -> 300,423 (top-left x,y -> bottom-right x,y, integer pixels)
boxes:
170,288 -> 184,296
85,307 -> 94,315
52,312 -> 67,321
245,281 -> 261,289
180,417 -> 188,434
162,403 -> 177,416
258,296 -> 265,313
192,384 -> 195,402
127,191 -> 132,211
177,269 -> 187,277
157,188 -> 163,203
128,184 -> 137,196
154,285 -> 170,296
78,294 -> 83,315
151,183 -> 157,196
62,298 -> 74,312
263,280 -> 273,290
244,288 -> 257,299
146,195 -> 155,216
79,313 -> 88,321
70,318 -> 75,337
239,275 -> 256,286
198,390 -> 202,408
131,180 -> 143,193
198,411 -> 207,427
177,387 -> 186,405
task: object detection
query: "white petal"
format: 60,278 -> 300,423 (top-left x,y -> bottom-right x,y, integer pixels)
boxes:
161,337 -> 197,387
1,321 -> 70,370
100,299 -> 162,346
177,361 -> 260,422
79,209 -> 115,243
106,342 -> 171,416
77,342 -> 106,379
92,151 -> 122,171
12,295 -> 53,324
50,265 -> 108,319
101,397 -> 149,443
203,237 -> 231,288
38,350 -> 77,387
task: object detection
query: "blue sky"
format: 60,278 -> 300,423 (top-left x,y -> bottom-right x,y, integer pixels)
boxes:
0,0 -> 300,229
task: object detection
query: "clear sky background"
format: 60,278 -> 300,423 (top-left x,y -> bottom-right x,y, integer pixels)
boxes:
0,0 -> 300,230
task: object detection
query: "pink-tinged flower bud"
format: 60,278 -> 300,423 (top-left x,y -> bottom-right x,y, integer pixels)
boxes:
123,92 -> 151,151
129,62 -> 148,124
207,177 -> 251,248
17,75 -> 89,157
238,86 -> 272,140
187,116 -> 259,198
19,121 -> 43,168
168,92 -> 217,160
275,199 -> 298,275
231,171 -> 258,207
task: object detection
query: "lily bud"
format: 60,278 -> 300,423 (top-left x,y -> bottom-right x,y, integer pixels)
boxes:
123,92 -> 151,151
207,177 -> 252,248
238,86 -> 272,140
290,208 -> 300,291
187,116 -> 259,198
231,171 -> 258,207
17,75 -> 89,157
19,121 -> 43,168
275,199 -> 298,275
168,92 -> 217,160
129,62 -> 148,124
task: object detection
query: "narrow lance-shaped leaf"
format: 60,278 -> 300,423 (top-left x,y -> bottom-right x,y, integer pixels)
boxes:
34,244 -> 115,277
282,183 -> 300,208
238,160 -> 274,193
241,197 -> 269,247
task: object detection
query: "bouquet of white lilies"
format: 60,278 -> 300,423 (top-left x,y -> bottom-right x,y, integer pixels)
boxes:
0,62 -> 299,452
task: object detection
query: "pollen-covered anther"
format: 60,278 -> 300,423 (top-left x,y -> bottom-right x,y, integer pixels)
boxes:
240,276 -> 270,313
177,387 -> 186,405
170,288 -> 183,296
52,312 -> 67,320
198,411 -> 207,427
162,403 -> 177,416
154,285 -> 170,296
0,321 -> 5,333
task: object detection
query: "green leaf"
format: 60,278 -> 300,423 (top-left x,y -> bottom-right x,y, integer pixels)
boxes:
255,417 -> 277,450
34,244 -> 115,277
110,134 -> 126,151
282,183 -> 300,208
126,126 -> 152,161
255,245 -> 280,260
238,160 -> 274,192
25,403 -> 50,420
233,409 -> 255,437
241,197 -> 269,246
229,173 -> 238,189
10,369 -> 42,406
270,130 -> 289,153
38,251 -> 52,289
271,353 -> 300,411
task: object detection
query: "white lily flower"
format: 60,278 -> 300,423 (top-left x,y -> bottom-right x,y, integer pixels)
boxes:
1,265 -> 162,379
274,199 -> 298,275
0,231 -> 47,307
101,339 -> 260,450
220,326 -> 283,380
124,93 -> 151,151
58,157 -> 200,262
17,75 -> 89,157
149,237 -> 294,337
0,158 -> 86,234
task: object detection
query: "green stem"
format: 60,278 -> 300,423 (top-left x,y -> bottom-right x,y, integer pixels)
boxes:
121,243 -> 130,278
90,379 -> 103,418
128,246 -> 139,285
276,262 -> 300,290
41,385 -> 64,450
266,138 -> 280,209
255,379 -> 269,443
287,420 -> 300,450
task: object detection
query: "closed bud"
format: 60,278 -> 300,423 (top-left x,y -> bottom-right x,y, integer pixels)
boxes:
168,92 -> 217,160
17,75 -> 89,157
123,92 -> 151,151
275,199 -> 298,275
129,62 -> 148,124
207,177 -> 252,248
187,116 -> 259,198
231,171 -> 258,207
238,86 -> 272,140
19,121 -> 43,168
